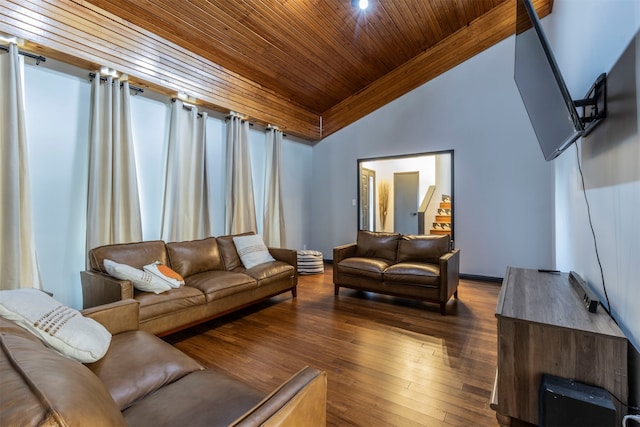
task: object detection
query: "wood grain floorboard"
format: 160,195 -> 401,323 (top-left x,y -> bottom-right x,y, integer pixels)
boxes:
164,264 -> 502,426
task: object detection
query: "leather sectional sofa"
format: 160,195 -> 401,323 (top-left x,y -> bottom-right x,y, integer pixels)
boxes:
333,231 -> 460,314
0,298 -> 327,426
81,233 -> 298,336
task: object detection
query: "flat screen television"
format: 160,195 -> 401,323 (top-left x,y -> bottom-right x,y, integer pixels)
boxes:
514,0 -> 605,161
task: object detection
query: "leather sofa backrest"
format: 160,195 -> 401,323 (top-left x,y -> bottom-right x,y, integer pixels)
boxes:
89,241 -> 169,273
355,230 -> 400,262
397,234 -> 451,264
166,237 -> 224,278
217,232 -> 255,271
0,317 -> 126,426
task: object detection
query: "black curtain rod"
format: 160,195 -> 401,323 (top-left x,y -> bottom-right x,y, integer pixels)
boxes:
89,72 -> 144,94
0,45 -> 46,65
266,127 -> 287,137
170,98 -> 203,117
225,114 -> 254,126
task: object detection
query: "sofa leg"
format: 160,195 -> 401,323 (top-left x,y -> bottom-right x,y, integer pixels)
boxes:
454,290 -> 458,299
440,302 -> 447,315
291,286 -> 297,298
334,284 -> 340,296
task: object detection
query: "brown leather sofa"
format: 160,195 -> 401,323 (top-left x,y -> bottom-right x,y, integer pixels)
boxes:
81,233 -> 298,336
0,299 -> 327,427
333,231 -> 460,315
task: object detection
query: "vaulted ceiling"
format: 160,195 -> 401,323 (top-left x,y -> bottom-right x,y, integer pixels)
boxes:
0,0 -> 552,141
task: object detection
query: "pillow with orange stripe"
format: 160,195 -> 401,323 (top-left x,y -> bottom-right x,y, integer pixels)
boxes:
143,262 -> 185,288
104,259 -> 171,294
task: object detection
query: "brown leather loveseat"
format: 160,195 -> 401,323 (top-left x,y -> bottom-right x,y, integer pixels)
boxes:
333,231 -> 460,314
0,298 -> 327,426
81,232 -> 297,335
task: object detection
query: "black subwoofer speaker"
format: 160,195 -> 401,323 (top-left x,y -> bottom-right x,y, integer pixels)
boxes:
539,374 -> 616,427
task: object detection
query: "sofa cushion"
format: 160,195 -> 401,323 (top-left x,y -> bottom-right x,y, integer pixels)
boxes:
135,286 -> 206,322
0,288 -> 111,363
217,232 -> 254,272
122,369 -> 264,427
0,331 -> 126,427
104,259 -> 172,294
185,271 -> 258,303
87,330 -> 203,410
89,240 -> 168,273
337,257 -> 392,280
355,230 -> 400,262
396,234 -> 450,264
384,262 -> 441,286
233,234 -> 276,269
244,261 -> 295,287
166,237 -> 224,278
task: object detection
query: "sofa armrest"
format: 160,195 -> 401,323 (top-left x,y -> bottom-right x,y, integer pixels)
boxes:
268,248 -> 299,290
80,270 -> 134,309
333,243 -> 357,265
439,249 -> 460,301
82,299 -> 140,335
231,366 -> 327,427
268,247 -> 298,269
333,243 -> 357,284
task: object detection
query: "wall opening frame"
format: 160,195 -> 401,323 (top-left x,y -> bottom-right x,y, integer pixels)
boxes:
357,150 -> 454,241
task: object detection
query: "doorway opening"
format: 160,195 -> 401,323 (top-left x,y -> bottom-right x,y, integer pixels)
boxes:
359,167 -> 376,231
357,150 -> 453,239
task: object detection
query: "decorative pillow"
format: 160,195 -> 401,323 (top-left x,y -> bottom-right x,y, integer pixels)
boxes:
143,262 -> 185,288
0,288 -> 111,363
232,234 -> 276,269
103,259 -> 171,294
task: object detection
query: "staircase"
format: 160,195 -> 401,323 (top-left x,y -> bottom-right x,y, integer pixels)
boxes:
430,195 -> 451,236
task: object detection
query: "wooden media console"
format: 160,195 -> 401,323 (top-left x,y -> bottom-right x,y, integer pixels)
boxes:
491,267 -> 627,426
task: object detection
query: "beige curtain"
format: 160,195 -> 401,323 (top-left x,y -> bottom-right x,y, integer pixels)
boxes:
161,100 -> 211,242
263,128 -> 285,247
225,115 -> 257,234
0,44 -> 42,290
86,73 -> 142,259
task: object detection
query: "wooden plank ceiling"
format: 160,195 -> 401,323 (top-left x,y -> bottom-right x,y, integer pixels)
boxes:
0,0 -> 553,142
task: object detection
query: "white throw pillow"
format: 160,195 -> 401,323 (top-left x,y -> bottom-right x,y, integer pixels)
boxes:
103,259 -> 171,294
143,262 -> 185,288
232,234 -> 276,269
0,288 -> 111,363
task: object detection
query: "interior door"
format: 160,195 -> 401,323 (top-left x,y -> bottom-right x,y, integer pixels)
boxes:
394,171 -> 419,234
360,168 -> 375,231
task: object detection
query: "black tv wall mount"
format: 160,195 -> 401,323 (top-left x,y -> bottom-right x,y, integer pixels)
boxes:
574,73 -> 607,136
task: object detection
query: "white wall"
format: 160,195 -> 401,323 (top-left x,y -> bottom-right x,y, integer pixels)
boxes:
22,59 -> 312,309
546,0 -> 640,349
311,35 -> 555,278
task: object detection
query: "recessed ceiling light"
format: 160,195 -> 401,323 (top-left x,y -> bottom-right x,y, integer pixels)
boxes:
351,0 -> 369,10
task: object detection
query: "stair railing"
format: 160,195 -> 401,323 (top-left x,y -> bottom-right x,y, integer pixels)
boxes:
417,185 -> 436,234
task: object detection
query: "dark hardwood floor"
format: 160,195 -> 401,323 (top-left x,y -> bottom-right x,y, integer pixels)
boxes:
164,264 -> 502,426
